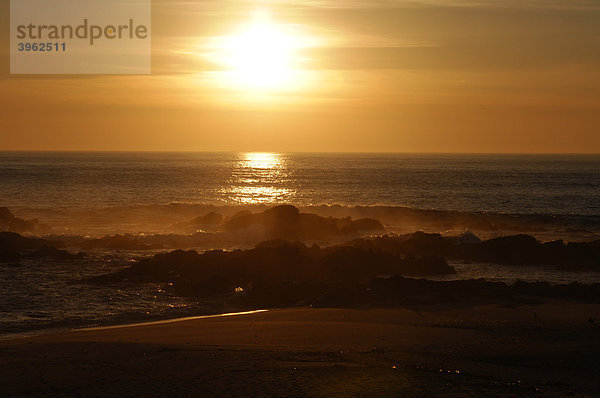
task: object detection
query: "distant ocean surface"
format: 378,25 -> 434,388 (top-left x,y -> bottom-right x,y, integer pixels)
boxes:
1,152 -> 599,215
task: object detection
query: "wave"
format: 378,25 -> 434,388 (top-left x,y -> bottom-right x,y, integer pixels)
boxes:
4,203 -> 599,242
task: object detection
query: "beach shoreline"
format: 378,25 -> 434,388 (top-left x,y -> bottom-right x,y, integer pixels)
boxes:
2,303 -> 599,397
0,309 -> 270,342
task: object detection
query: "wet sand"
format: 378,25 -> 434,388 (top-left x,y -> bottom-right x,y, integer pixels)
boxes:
1,303 -> 599,397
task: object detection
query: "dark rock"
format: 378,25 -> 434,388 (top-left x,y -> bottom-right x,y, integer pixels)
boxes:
0,207 -> 49,234
0,231 -> 65,251
85,240 -> 454,293
222,205 -> 384,241
346,233 -> 600,271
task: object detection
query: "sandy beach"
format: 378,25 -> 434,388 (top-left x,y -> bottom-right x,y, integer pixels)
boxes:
2,302 -> 599,397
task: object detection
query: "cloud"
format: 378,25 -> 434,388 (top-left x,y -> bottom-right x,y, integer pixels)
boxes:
153,0 -> 600,11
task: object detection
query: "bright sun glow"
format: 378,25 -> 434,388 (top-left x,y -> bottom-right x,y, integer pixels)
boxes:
223,23 -> 295,88
205,11 -> 316,91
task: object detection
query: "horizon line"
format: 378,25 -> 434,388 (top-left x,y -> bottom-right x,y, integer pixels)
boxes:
0,150 -> 599,155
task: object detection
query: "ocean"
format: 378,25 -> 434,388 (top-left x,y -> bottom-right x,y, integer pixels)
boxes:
1,152 -> 598,214
1,152 -> 599,336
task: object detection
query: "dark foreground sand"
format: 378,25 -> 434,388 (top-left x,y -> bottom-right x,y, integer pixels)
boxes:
1,303 -> 599,397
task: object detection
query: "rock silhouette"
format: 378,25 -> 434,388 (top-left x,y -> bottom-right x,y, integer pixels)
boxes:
0,207 -> 49,234
221,205 -> 384,240
0,232 -> 77,262
88,240 -> 454,297
346,232 -> 600,270
80,205 -> 385,249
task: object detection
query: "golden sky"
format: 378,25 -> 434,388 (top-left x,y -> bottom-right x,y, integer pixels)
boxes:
1,0 -> 599,152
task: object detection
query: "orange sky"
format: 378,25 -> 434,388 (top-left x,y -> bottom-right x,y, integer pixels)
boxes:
1,0 -> 599,152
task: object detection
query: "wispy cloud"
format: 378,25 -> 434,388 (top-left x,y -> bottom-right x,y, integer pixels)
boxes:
153,0 -> 600,11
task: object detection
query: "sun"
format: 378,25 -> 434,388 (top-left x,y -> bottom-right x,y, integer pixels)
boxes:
205,11 -> 314,91
223,22 -> 295,88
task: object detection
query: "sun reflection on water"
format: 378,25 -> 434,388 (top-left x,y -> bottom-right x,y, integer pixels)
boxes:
223,152 -> 296,204
242,152 -> 281,169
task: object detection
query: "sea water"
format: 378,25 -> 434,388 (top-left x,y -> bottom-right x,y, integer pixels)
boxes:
0,152 -> 598,214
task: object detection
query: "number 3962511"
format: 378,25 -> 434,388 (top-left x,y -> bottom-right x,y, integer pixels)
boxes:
17,42 -> 66,51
